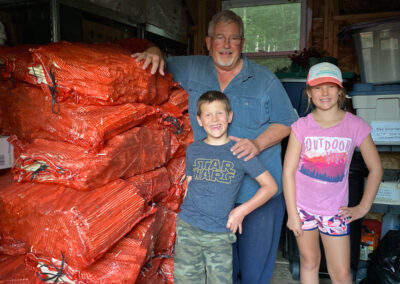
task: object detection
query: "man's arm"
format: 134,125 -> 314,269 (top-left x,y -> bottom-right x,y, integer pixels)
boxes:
131,46 -> 165,75
230,123 -> 291,161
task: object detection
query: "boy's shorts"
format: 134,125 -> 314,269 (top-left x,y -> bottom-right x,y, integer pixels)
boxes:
174,217 -> 236,284
298,207 -> 350,236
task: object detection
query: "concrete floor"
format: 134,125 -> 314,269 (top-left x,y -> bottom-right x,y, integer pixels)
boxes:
270,238 -> 333,284
270,251 -> 333,284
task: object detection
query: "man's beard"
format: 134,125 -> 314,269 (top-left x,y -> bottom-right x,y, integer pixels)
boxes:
216,55 -> 235,67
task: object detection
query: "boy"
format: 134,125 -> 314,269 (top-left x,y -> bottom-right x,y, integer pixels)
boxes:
174,91 -> 278,284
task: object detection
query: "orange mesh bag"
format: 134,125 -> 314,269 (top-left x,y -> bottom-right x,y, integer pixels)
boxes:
0,45 -> 38,85
143,109 -> 192,161
157,184 -> 185,213
153,207 -> 177,256
7,136 -> 29,165
0,235 -> 27,256
0,255 -> 36,284
112,38 -> 152,54
146,112 -> 192,158
166,155 -> 186,185
25,211 -> 160,284
136,207 -> 176,284
167,85 -> 189,114
136,257 -> 174,284
127,167 -> 171,203
25,207 -> 175,283
0,175 -> 29,256
171,112 -> 192,159
0,83 -> 160,150
30,41 -> 174,106
0,177 -> 155,270
157,155 -> 187,212
12,126 -> 172,190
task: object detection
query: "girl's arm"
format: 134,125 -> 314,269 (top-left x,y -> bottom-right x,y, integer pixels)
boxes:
226,170 -> 278,234
282,132 -> 303,237
339,134 -> 383,222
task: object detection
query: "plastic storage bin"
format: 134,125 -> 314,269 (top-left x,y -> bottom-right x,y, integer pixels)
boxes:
350,83 -> 400,145
381,213 -> 400,240
351,18 -> 400,84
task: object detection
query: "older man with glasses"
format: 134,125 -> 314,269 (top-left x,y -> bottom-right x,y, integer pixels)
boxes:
133,10 -> 297,284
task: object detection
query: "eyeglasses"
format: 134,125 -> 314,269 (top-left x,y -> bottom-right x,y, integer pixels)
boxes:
211,35 -> 242,45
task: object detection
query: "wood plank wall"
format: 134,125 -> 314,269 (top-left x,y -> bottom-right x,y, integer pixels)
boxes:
186,0 -> 400,76
187,0 -> 221,55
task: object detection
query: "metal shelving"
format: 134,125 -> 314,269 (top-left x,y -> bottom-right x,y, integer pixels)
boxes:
0,0 -> 186,45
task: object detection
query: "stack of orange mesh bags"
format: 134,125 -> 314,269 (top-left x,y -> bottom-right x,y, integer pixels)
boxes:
0,39 -> 192,283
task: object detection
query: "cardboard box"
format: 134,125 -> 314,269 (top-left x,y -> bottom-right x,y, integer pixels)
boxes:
0,136 -> 13,169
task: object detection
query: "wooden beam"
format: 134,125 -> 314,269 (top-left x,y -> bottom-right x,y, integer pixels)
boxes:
332,1 -> 339,59
333,11 -> 400,22
198,0 -> 206,55
307,0 -> 313,48
323,0 -> 336,56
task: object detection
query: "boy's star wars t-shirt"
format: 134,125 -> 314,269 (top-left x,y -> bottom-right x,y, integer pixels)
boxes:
291,112 -> 372,215
180,140 -> 266,233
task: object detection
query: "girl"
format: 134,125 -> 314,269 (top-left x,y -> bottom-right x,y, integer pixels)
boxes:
283,62 -> 383,284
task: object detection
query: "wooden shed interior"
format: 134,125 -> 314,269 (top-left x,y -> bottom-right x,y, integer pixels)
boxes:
1,0 -> 400,77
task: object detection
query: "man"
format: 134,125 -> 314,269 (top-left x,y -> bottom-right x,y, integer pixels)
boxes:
134,10 -> 297,284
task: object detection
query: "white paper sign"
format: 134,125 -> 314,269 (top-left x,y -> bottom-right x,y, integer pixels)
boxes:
371,121 -> 400,144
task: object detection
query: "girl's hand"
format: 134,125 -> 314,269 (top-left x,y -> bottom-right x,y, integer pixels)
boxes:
287,215 -> 303,238
339,205 -> 369,224
226,206 -> 246,234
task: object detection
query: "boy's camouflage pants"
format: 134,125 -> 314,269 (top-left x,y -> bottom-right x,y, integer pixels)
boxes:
174,217 -> 237,284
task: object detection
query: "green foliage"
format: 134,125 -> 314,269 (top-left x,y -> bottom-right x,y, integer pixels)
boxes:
231,3 -> 301,53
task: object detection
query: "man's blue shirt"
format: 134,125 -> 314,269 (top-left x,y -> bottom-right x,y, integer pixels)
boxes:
166,55 -> 297,203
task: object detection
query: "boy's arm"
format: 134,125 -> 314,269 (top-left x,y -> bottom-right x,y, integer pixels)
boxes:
184,175 -> 192,198
226,170 -> 277,234
282,132 -> 303,237
339,134 -> 383,222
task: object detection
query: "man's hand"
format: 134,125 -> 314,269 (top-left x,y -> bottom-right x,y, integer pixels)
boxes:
230,136 -> 260,161
131,46 -> 165,75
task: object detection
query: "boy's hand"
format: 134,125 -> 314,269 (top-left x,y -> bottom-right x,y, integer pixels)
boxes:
287,215 -> 303,238
339,205 -> 369,224
226,206 -> 247,234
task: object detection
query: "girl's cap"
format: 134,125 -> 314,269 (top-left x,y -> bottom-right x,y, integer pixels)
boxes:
307,62 -> 343,87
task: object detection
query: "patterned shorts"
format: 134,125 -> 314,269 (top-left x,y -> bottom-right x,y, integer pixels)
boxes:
298,207 -> 350,236
174,217 -> 237,284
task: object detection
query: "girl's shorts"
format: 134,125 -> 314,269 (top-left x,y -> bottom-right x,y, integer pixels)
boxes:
297,207 -> 350,236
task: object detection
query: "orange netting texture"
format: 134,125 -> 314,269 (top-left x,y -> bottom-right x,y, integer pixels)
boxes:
0,39 -> 191,283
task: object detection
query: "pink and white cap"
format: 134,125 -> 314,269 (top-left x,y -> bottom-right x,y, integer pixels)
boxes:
307,62 -> 343,87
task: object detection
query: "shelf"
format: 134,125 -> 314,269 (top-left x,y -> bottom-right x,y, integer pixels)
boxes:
0,0 -> 187,45
371,204 -> 400,214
